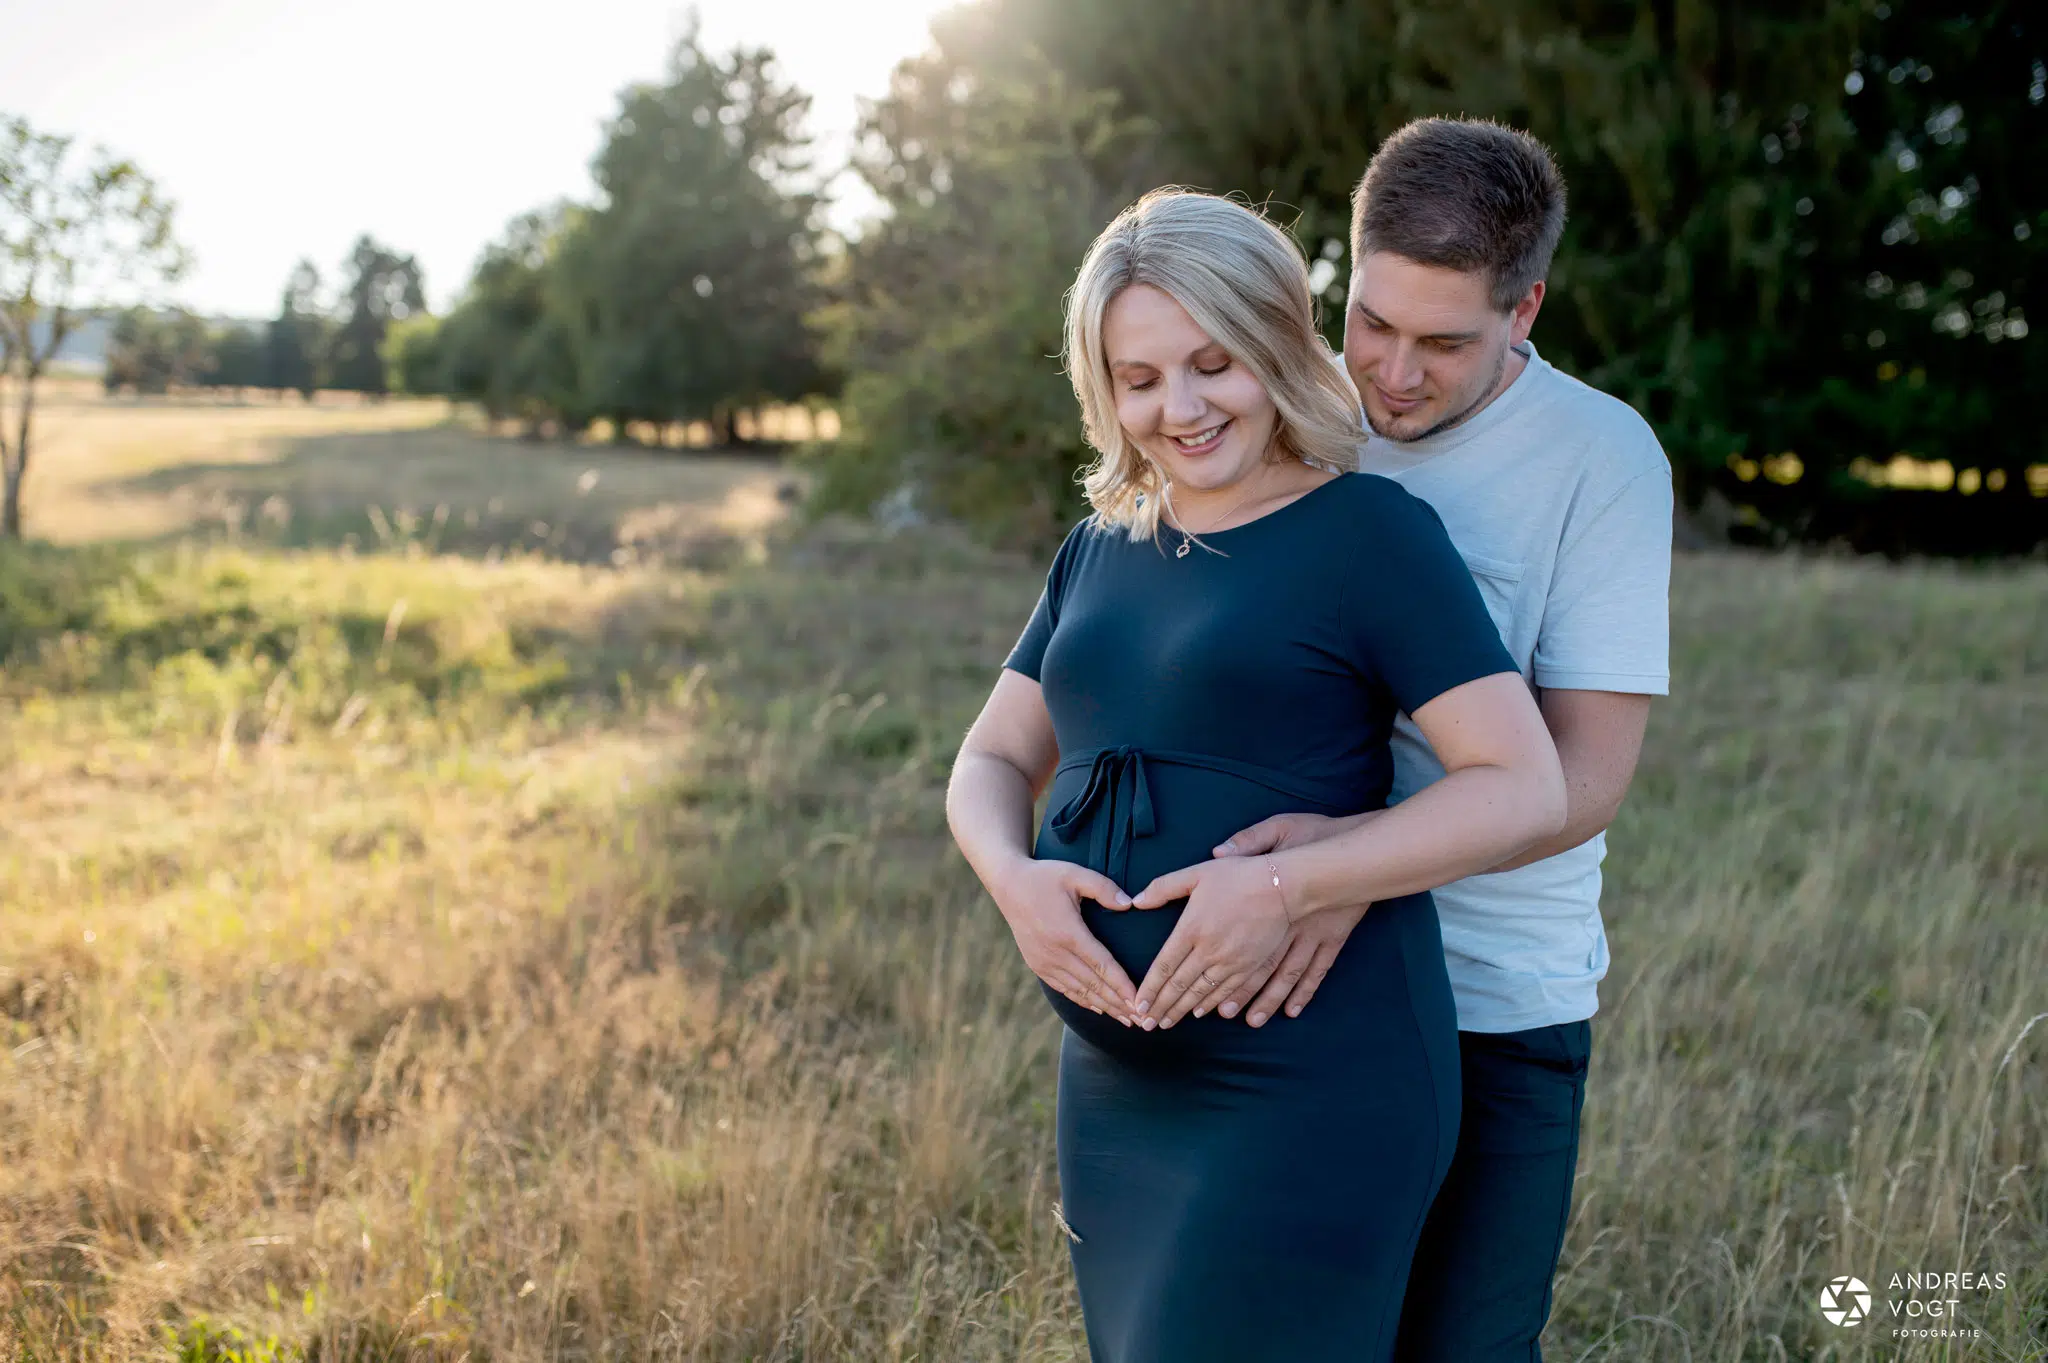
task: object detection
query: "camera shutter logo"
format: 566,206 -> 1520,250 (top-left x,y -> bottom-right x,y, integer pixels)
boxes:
1820,1276 -> 1872,1326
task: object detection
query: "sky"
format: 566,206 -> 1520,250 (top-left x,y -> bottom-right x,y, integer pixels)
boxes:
5,0 -> 962,319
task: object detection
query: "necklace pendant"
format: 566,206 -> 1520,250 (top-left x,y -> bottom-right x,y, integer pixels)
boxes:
1175,538 -> 1191,558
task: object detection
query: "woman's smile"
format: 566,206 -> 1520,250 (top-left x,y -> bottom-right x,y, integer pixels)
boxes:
1167,419 -> 1232,456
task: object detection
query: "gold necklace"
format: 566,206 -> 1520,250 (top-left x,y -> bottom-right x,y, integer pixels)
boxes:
1164,469 -> 1267,558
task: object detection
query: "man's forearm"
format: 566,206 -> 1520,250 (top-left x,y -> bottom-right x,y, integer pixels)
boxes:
1487,799 -> 1616,871
1487,688 -> 1651,872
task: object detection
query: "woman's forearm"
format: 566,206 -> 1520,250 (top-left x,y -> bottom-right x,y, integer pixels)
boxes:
945,749 -> 1042,897
1275,763 -> 1565,920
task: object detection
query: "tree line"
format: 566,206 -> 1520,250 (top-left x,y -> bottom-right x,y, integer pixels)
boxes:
102,240 -> 423,399
817,0 -> 2044,552
5,4 -> 2044,549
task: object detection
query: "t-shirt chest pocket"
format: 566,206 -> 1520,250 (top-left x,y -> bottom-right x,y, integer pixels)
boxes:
1456,550 -> 1526,662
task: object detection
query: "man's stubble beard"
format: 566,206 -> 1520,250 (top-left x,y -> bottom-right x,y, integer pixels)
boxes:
1362,339 -> 1510,444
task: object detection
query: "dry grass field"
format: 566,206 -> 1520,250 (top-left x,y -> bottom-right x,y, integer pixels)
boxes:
1,392 -> 2044,1361
15,381 -> 796,562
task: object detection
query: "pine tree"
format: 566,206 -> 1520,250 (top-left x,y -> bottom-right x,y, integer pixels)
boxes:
327,235 -> 424,396
263,261 -> 326,400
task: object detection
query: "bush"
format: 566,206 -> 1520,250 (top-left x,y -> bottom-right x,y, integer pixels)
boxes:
383,313 -> 445,396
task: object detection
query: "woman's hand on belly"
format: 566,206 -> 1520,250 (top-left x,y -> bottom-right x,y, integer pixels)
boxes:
1215,901 -> 1370,1028
989,858 -> 1143,1025
1126,857 -> 1292,1030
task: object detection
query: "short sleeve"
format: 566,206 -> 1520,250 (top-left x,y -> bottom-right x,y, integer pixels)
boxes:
1531,464 -> 1673,695
1343,482 -> 1519,714
1003,518 -> 1091,680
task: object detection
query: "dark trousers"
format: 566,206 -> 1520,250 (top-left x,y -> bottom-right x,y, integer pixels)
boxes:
1393,1020 -> 1593,1363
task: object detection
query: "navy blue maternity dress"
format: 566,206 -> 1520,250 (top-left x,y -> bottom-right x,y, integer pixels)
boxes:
1003,472 -> 1518,1363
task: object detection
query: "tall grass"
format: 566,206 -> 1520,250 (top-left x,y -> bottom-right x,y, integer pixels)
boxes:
1,431 -> 2043,1357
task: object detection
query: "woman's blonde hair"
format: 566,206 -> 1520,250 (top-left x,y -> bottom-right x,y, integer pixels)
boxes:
1063,188 -> 1363,539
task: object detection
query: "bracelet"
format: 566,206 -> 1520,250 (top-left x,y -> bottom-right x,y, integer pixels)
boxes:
1265,855 -> 1286,918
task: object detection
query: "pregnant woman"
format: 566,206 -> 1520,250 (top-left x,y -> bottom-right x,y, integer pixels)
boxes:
945,189 -> 1567,1362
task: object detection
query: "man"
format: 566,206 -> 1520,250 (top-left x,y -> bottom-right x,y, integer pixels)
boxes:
1211,117 -> 1673,1360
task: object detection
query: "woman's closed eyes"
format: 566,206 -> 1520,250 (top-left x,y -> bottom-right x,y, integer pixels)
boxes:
1125,360 -> 1232,393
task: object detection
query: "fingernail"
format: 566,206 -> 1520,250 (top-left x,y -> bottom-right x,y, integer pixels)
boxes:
1215,842 -> 1235,855
1192,1007 -> 1206,1019
1116,893 -> 1131,907
1219,1002 -> 1238,1018
1135,998 -> 1150,1014
1160,1018 -> 1173,1029
1287,1005 -> 1301,1017
1249,1011 -> 1267,1026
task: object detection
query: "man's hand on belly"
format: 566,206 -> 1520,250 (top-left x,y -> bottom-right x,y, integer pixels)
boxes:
1214,808 -> 1383,858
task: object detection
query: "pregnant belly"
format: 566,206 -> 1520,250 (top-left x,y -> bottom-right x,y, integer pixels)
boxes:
1031,745 -> 1366,1008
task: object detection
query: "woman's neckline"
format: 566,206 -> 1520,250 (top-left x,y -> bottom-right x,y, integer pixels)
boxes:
1163,469 -> 1349,540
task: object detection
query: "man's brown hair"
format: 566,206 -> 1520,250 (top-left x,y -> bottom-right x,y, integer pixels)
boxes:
1350,117 -> 1567,312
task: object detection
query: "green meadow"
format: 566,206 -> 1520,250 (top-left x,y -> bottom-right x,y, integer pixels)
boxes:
2,392 -> 2043,1360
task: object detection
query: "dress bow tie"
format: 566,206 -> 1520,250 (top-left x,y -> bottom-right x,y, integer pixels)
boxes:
1046,745 -> 1157,887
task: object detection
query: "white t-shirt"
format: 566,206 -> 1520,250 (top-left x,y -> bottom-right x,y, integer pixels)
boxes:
1355,341 -> 1673,1033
